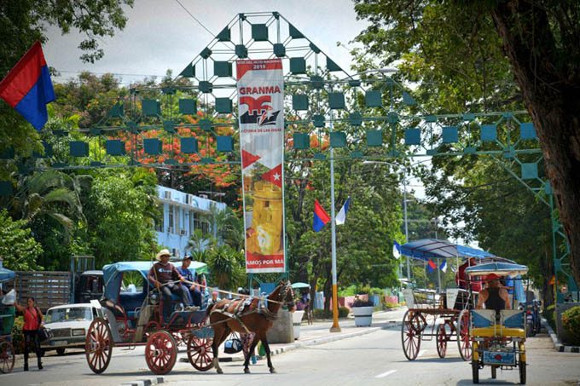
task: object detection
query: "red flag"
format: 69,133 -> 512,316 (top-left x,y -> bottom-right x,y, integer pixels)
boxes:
313,200 -> 330,232
241,149 -> 260,168
261,164 -> 282,188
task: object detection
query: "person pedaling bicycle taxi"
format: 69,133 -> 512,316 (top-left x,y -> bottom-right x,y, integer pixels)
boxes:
476,273 -> 511,314
148,249 -> 189,323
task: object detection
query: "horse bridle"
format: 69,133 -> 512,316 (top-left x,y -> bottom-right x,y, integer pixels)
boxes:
280,281 -> 295,309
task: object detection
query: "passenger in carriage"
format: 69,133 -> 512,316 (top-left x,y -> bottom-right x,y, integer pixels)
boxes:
456,258 -> 483,291
148,249 -> 189,323
476,274 -> 511,312
177,254 -> 203,308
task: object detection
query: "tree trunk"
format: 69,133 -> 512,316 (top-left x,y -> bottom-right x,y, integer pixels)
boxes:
491,1 -> 580,284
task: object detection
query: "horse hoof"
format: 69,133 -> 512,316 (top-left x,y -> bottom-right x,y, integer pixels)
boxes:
217,369 -> 223,374
244,368 -> 251,374
270,367 -> 276,374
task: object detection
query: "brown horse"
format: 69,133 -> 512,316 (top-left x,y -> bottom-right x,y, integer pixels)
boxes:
208,281 -> 295,374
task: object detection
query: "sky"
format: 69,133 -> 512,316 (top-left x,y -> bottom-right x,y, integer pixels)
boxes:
44,0 -> 369,85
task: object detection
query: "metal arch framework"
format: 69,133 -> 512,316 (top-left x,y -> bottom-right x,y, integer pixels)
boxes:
0,11 -> 573,296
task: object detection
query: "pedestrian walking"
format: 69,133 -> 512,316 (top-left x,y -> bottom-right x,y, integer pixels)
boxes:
14,297 -> 43,371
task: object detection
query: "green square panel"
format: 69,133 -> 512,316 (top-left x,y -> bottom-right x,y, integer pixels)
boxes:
365,91 -> 382,107
235,44 -> 248,58
292,94 -> 308,111
313,115 -> 325,128
326,57 -> 341,72
180,63 -> 195,78
521,163 -> 538,180
142,99 -> 160,116
217,27 -> 230,41
33,142 -> 52,158
366,130 -> 383,147
214,61 -> 232,77
200,47 -> 212,59
273,43 -> 286,57
252,24 -> 268,41
0,147 -> 14,159
70,141 -> 89,157
0,181 -> 13,196
330,132 -> 347,148
349,112 -> 362,126
144,138 -> 162,155
328,92 -> 345,109
179,99 -> 196,115
402,91 -> 416,106
106,140 -> 125,156
290,58 -> 306,74
481,124 -> 497,142
293,133 -> 310,149
310,76 -> 324,89
520,122 -> 537,140
181,137 -> 198,154
405,129 -> 421,145
199,81 -> 213,93
350,151 -> 363,159
215,98 -> 233,113
216,136 -> 233,152
442,126 -> 458,143
109,103 -> 124,117
289,23 -> 305,39
200,119 -> 212,132
163,120 -> 175,133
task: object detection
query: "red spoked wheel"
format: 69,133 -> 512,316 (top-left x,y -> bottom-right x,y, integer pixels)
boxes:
401,310 -> 426,361
187,334 -> 214,371
85,317 -> 114,374
436,322 -> 449,358
145,331 -> 177,375
457,310 -> 472,361
0,340 -> 15,374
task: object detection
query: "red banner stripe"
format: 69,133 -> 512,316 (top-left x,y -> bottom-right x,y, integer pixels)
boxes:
0,42 -> 47,107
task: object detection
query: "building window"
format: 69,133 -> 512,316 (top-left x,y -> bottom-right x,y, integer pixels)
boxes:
168,205 -> 174,233
194,213 -> 210,235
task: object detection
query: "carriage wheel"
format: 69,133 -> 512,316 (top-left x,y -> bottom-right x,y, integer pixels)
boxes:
187,334 -> 214,371
145,331 -> 177,375
85,317 -> 114,374
457,310 -> 471,361
0,340 -> 15,374
436,323 -> 448,358
401,310 -> 425,361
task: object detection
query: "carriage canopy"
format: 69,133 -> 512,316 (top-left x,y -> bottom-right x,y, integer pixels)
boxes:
0,267 -> 15,283
399,238 -> 496,261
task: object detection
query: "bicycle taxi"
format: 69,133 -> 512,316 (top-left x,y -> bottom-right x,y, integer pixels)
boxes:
399,239 -> 499,361
85,260 -> 214,375
465,261 -> 529,384
0,267 -> 16,374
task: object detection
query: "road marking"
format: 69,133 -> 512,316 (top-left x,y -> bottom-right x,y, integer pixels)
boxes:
417,349 -> 427,357
375,369 -> 397,378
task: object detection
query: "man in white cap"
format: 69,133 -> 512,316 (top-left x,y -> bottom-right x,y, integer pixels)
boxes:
148,249 -> 188,323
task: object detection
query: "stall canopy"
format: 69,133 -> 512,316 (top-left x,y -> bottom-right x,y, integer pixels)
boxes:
0,267 -> 15,283
399,238 -> 496,261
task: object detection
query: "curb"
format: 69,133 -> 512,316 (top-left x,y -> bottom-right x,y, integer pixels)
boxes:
121,376 -> 165,386
541,317 -> 580,353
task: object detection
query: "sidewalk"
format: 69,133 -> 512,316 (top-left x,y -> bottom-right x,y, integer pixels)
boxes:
223,307 -> 407,362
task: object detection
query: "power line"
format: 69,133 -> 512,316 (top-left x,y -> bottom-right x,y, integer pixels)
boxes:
173,0 -> 215,37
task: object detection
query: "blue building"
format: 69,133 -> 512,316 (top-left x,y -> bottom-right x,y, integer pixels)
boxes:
155,186 -> 226,258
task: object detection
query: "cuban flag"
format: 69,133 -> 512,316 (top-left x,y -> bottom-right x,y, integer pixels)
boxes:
427,259 -> 437,273
335,196 -> 350,225
440,260 -> 448,273
0,41 -> 55,130
313,200 -> 330,232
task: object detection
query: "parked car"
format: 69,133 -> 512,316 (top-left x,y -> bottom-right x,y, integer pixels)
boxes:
42,303 -> 101,355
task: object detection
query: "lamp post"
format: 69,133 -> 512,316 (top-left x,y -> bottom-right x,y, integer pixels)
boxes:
363,161 -> 410,280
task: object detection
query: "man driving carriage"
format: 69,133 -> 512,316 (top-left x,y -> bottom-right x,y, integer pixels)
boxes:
148,249 -> 189,323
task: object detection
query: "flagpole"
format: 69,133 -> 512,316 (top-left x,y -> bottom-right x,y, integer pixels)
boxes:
329,110 -> 341,333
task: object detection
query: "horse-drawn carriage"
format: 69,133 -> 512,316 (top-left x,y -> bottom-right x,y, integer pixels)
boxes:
85,261 -> 214,375
85,260 -> 296,376
0,267 -> 16,374
398,239 -> 501,361
466,262 -> 529,384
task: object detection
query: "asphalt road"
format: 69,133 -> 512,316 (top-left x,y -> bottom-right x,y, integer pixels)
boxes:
2,327 -> 579,386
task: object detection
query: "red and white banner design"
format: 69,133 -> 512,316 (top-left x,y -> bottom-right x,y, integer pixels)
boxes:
237,59 -> 285,273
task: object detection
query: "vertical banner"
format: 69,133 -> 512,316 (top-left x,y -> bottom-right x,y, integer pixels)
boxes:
237,59 -> 285,273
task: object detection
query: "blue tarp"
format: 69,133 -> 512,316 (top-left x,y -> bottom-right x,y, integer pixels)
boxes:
103,261 -> 208,303
0,267 -> 15,283
399,238 -> 496,261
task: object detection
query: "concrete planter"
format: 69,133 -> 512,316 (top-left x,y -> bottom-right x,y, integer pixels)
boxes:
352,306 -> 374,327
292,310 -> 305,339
266,308 -> 294,343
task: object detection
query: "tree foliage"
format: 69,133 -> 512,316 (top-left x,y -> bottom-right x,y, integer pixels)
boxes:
0,209 -> 43,271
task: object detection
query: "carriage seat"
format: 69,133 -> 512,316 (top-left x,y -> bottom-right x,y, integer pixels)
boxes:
119,291 -> 147,319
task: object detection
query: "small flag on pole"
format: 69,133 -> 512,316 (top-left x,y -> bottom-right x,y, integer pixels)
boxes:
0,41 -> 55,130
427,259 -> 437,273
313,200 -> 330,232
393,241 -> 401,259
335,196 -> 350,225
440,260 -> 447,273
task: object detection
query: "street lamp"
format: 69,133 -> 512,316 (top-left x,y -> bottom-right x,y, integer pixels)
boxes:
362,160 -> 410,280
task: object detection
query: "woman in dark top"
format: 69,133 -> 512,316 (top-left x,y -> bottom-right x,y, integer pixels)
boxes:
476,274 -> 511,312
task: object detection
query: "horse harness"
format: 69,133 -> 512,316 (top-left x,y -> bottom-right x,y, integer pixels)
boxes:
210,296 -> 279,333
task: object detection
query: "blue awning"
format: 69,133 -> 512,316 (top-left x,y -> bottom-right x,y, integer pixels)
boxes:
399,238 -> 496,261
0,267 -> 15,283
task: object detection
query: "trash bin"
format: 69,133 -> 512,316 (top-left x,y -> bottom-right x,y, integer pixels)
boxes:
292,310 -> 304,339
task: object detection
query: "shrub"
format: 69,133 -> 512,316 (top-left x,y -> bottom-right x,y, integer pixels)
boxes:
11,316 -> 24,355
562,306 -> 580,345
350,296 -> 374,307
384,301 -> 399,309
543,304 -> 556,331
312,307 -> 349,319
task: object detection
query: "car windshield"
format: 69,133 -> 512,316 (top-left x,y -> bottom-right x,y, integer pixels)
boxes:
46,307 -> 93,323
